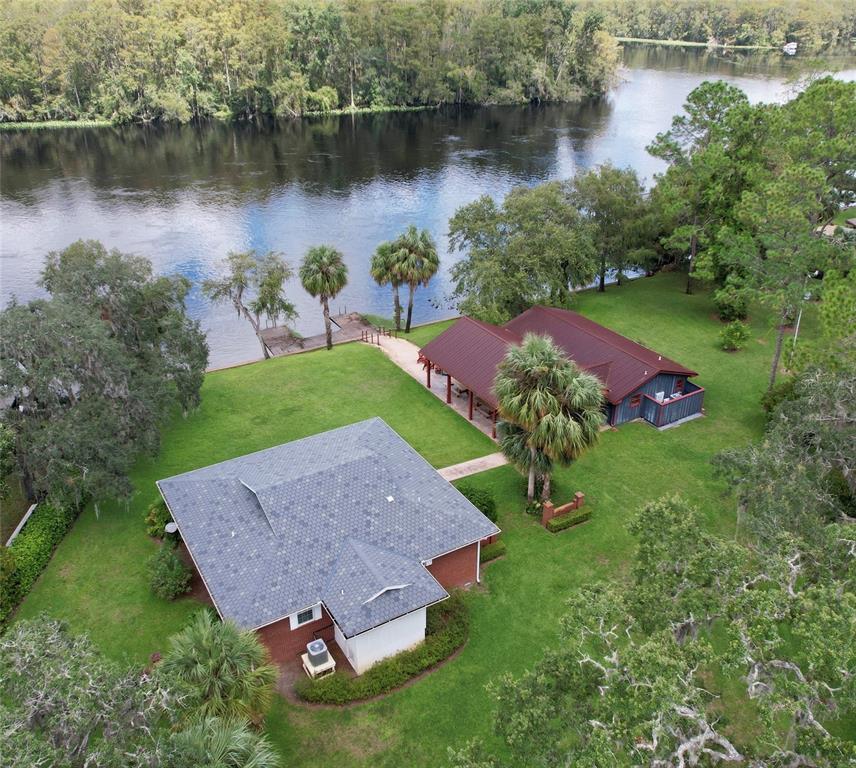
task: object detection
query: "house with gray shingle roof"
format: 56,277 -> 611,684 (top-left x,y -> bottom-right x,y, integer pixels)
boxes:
157,417 -> 499,674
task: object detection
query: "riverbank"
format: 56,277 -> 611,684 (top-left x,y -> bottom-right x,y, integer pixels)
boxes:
617,37 -> 777,50
0,119 -> 113,132
0,105 -> 438,132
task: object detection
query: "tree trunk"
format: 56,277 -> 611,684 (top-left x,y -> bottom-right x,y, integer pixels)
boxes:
393,285 -> 402,331
257,334 -> 271,359
405,283 -> 415,333
598,252 -> 606,292
768,309 -> 789,390
541,471 -> 551,502
686,230 -> 697,295
527,446 -> 536,502
323,297 -> 333,350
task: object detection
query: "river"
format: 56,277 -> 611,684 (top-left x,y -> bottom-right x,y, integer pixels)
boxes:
2,44 -> 854,368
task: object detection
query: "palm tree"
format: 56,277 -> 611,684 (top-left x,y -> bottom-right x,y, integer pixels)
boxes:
370,241 -> 404,331
169,717 -> 280,767
160,611 -> 278,726
299,245 -> 348,350
494,333 -> 604,502
391,225 -> 439,333
497,420 -> 553,499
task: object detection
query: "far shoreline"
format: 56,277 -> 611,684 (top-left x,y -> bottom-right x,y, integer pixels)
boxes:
617,37 -> 779,50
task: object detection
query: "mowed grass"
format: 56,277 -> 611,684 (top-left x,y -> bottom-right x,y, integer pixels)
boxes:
16,272 -> 817,765
261,273 -> 811,766
16,342 -> 495,661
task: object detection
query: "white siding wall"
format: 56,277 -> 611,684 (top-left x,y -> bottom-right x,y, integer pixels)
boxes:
335,608 -> 427,674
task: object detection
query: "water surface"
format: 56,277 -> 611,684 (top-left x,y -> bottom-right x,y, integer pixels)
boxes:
2,45 -> 853,367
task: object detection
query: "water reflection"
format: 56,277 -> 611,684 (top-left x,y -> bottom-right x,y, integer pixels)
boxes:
1,45 -> 853,367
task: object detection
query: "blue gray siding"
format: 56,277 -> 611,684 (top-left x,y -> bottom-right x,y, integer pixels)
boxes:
612,373 -> 691,425
652,383 -> 704,427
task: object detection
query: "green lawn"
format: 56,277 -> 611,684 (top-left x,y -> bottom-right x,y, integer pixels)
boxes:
16,343 -> 494,661
16,272 -> 813,765
833,205 -> 856,226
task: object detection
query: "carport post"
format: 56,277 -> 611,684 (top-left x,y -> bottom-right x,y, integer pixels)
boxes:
468,390 -> 474,420
492,410 -> 497,439
446,374 -> 452,404
426,362 -> 431,388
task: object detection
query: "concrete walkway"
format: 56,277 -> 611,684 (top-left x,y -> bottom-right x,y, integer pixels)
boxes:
372,336 -> 500,439
438,452 -> 508,481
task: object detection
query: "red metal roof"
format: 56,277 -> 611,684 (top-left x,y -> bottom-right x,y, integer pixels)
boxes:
420,306 -> 697,407
419,317 -> 521,408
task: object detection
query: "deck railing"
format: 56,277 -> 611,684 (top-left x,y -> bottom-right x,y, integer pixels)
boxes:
642,384 -> 704,428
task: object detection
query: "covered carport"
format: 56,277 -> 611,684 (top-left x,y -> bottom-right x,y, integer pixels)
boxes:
418,317 -> 522,439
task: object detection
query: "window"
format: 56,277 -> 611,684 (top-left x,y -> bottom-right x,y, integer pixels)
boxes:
630,394 -> 642,408
290,605 -> 320,629
675,378 -> 685,394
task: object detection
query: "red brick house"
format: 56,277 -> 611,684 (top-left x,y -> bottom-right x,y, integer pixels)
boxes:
157,418 -> 498,674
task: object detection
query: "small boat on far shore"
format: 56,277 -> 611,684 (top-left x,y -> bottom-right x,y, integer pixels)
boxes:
783,41 -> 798,55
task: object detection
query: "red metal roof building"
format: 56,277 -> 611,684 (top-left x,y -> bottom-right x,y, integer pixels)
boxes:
419,307 -> 704,432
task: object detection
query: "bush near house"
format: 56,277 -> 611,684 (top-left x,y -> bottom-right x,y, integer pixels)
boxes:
456,484 -> 497,523
148,541 -> 192,600
0,501 -> 78,625
545,508 -> 591,533
479,540 -> 506,563
294,593 -> 469,705
145,498 -> 173,538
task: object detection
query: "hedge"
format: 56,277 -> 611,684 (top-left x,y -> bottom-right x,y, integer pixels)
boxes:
480,539 -> 506,563
0,501 -> 78,625
545,508 -> 591,533
294,592 -> 469,704
456,483 -> 497,523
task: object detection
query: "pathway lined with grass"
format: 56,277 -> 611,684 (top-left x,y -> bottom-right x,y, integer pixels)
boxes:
15,273 -> 815,767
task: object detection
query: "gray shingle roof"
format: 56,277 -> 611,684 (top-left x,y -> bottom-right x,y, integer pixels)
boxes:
157,418 -> 499,637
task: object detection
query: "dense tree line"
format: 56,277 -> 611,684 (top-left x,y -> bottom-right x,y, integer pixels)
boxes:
582,0 -> 856,49
0,0 -> 619,124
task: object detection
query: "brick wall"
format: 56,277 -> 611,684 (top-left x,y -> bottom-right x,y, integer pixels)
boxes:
257,607 -> 335,665
426,542 -> 479,588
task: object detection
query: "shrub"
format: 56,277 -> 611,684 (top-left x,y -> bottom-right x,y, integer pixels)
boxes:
145,497 -> 173,538
719,320 -> 750,351
1,501 -> 78,627
295,592 -> 468,704
0,547 -> 20,625
761,376 -> 797,418
713,275 -> 748,321
148,541 -> 192,600
524,499 -> 543,516
456,483 -> 497,523
479,540 -> 506,563
10,502 -> 76,594
161,610 -> 277,725
546,508 -> 591,533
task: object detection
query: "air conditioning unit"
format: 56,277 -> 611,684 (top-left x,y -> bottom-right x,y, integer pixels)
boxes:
306,639 -> 329,667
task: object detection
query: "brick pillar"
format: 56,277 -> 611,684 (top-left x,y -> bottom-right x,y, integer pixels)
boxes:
573,492 -> 585,509
540,501 -> 555,527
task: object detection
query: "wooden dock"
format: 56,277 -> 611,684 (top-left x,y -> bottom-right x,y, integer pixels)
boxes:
259,313 -> 391,357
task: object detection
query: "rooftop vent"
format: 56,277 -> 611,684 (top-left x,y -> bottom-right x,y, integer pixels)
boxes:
386,495 -> 394,502
306,639 -> 329,667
